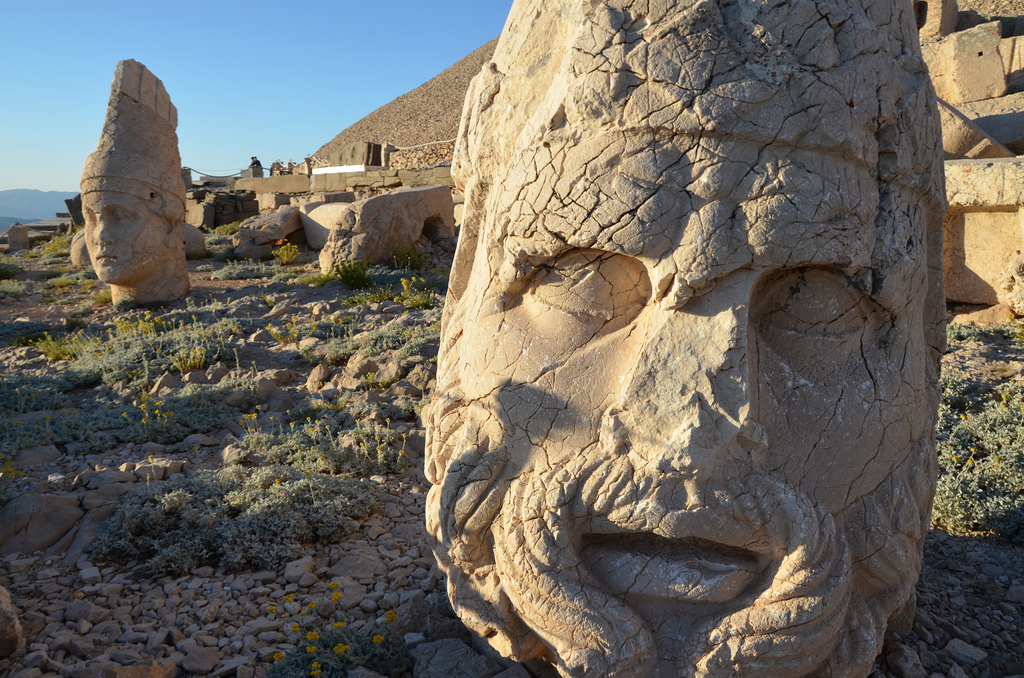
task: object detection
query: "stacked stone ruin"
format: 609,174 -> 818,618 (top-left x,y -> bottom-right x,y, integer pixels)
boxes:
920,2 -> 1024,317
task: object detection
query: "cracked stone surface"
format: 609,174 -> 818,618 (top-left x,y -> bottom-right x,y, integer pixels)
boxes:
80,59 -> 190,305
425,1 -> 947,677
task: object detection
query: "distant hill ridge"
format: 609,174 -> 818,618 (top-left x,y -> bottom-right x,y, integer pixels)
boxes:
0,189 -> 78,221
316,38 -> 499,159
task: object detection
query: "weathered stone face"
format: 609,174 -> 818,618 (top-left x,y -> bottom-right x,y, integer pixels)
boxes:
81,60 -> 189,304
426,1 -> 947,677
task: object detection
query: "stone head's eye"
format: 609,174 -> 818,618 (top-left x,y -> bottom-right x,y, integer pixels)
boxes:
751,266 -> 890,385
524,250 -> 651,326
752,267 -> 870,340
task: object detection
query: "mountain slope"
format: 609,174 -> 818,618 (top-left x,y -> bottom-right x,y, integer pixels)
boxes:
0,189 -> 78,221
315,38 -> 499,158
0,216 -> 39,230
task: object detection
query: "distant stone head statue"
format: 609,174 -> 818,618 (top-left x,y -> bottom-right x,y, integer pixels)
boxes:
426,1 -> 946,677
80,59 -> 189,305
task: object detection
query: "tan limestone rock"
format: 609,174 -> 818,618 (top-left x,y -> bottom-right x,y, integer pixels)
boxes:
937,98 -> 1014,158
919,0 -> 959,40
0,584 -> 23,658
943,158 -> 1024,306
70,230 -> 90,267
5,224 -> 31,251
313,186 -> 455,268
182,223 -> 206,258
0,493 -> 84,555
957,91 -> 1024,154
998,35 -> 1024,93
922,22 -> 1007,104
426,1 -> 945,676
80,59 -> 190,305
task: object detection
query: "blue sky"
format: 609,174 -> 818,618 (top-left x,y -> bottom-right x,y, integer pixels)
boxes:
0,1 -> 512,192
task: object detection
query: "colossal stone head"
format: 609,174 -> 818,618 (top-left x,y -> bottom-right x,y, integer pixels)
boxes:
426,0 -> 947,676
81,59 -> 189,305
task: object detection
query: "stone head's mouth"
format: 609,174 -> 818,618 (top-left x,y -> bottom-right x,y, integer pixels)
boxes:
580,533 -> 764,606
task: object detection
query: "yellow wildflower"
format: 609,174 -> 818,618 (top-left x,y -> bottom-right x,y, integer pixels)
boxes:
331,592 -> 341,602
328,582 -> 339,590
306,631 -> 319,641
333,621 -> 345,629
267,606 -> 276,613
306,645 -> 316,653
385,610 -> 398,623
308,601 -> 316,608
292,623 -> 300,632
372,635 -> 384,644
285,594 -> 294,602
273,652 -> 284,661
334,643 -> 350,654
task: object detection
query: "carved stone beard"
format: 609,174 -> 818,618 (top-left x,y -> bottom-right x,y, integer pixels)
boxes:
427,403 -> 934,678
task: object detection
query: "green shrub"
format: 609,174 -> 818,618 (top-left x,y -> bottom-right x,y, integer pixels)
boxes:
0,320 -> 50,346
43,234 -> 72,257
240,421 -> 408,477
324,318 -> 440,365
41,311 -> 249,387
0,382 -> 246,461
0,280 -> 28,299
0,373 -> 73,416
90,465 -> 375,577
934,378 -> 1024,542
331,261 -> 374,290
389,246 -> 428,271
0,459 -> 24,509
267,620 -> 408,678
211,261 -> 277,280
214,220 -> 244,236
274,243 -> 301,265
91,288 -> 113,306
0,261 -> 21,280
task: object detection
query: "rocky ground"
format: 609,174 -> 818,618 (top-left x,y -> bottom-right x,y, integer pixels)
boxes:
0,234 -> 1022,678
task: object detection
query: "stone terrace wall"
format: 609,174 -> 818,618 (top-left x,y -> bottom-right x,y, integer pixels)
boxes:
389,142 -> 455,171
234,167 -> 454,195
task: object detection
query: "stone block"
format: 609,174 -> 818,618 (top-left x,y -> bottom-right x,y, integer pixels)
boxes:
957,91 -> 1024,154
943,158 -> 1024,305
4,224 -> 31,251
938,98 -> 1014,159
999,35 -> 1024,92
919,0 -> 958,39
310,172 -> 356,193
257,193 -> 292,211
234,175 -> 310,194
185,200 -> 214,229
922,22 -> 1007,104
328,142 -> 383,166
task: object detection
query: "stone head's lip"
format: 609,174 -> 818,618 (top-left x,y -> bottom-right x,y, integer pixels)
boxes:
581,533 -> 762,604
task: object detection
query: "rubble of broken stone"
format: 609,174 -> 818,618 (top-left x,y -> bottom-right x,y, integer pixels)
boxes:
921,3 -> 1024,159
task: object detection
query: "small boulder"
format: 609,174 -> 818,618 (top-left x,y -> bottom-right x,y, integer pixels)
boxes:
12,444 -> 61,468
0,585 -> 23,658
182,646 -> 220,674
182,223 -> 207,258
0,494 -> 84,555
70,231 -> 91,267
284,555 -> 313,584
315,185 -> 455,269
